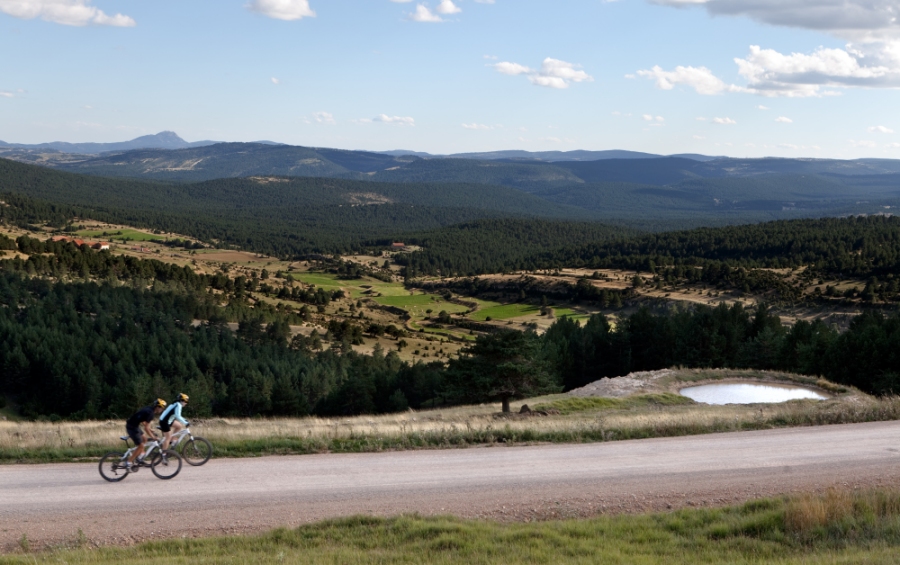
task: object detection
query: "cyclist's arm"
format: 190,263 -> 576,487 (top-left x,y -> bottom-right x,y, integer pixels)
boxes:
141,420 -> 157,440
172,403 -> 188,426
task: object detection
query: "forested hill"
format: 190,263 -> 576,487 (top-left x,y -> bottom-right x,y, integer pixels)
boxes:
532,215 -> 900,278
390,218 -> 639,278
29,143 -> 415,182
0,158 -> 607,257
395,215 -> 900,279
8,142 -> 897,232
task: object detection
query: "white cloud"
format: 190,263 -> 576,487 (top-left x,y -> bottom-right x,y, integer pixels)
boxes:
493,57 -> 592,89
462,123 -> 493,130
483,55 -> 498,60
886,142 -> 900,148
0,0 -> 135,27
849,139 -> 878,148
868,125 -> 894,133
409,4 -> 443,22
735,44 -> 900,97
775,116 -> 793,123
271,77 -> 280,85
373,114 -> 415,126
314,111 -> 335,124
636,65 -> 744,95
247,0 -> 315,20
713,117 -> 737,125
436,0 -> 461,14
0,91 -> 14,98
693,135 -> 706,139
757,105 -> 770,110
493,62 -> 532,75
642,114 -> 665,122
651,1 -> 900,96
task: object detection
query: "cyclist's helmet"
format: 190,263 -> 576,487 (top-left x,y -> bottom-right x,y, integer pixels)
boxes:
177,393 -> 189,403
154,398 -> 167,409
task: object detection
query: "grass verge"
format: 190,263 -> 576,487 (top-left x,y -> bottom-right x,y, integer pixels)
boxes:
534,393 -> 695,415
4,391 -> 900,464
5,490 -> 900,563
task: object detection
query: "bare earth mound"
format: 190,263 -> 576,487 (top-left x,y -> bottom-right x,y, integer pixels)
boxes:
568,369 -> 675,398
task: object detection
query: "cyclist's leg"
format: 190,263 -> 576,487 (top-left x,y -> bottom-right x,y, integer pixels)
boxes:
160,418 -> 173,450
127,428 -> 145,463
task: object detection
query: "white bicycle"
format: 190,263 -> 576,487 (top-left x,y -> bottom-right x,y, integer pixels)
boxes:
165,424 -> 213,466
98,436 -> 183,482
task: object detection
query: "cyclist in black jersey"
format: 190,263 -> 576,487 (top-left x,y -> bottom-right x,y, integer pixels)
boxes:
125,399 -> 166,468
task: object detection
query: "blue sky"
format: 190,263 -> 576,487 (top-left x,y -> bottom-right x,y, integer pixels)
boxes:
1,0 -> 898,158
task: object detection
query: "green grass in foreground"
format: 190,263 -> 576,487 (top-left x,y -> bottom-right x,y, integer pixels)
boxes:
6,490 -> 900,563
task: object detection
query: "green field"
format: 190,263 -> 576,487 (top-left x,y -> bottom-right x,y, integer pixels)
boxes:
291,273 -> 413,300
75,228 -> 163,242
6,490 -> 900,564
470,302 -> 539,321
375,293 -> 469,317
554,308 -> 590,322
292,272 -> 358,289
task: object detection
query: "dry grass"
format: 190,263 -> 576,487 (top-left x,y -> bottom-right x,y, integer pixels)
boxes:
4,381 -> 900,463
785,488 -> 900,543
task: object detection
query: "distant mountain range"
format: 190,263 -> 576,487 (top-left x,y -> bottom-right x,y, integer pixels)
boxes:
0,132 -> 718,161
2,144 -> 899,236
6,139 -> 898,188
0,131 -> 284,155
2,132 -> 899,232
381,149 -> 722,162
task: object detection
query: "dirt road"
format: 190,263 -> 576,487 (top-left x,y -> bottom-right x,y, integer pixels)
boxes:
4,421 -> 900,551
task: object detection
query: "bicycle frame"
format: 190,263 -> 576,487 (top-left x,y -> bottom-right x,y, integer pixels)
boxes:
120,436 -> 162,464
167,427 -> 194,448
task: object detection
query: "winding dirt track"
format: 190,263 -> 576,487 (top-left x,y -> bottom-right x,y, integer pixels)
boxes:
4,421 -> 900,551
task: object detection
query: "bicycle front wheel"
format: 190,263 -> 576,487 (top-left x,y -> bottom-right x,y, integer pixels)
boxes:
150,449 -> 183,480
99,452 -> 128,482
181,437 -> 212,466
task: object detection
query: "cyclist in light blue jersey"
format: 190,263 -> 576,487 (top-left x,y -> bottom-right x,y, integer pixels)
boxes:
160,393 -> 190,451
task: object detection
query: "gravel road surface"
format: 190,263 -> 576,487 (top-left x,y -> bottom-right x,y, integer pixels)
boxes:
3,421 -> 900,550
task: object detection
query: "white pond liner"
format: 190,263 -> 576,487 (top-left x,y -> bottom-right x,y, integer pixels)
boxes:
679,382 -> 828,405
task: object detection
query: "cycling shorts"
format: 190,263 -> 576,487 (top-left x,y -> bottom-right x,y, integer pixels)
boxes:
126,426 -> 144,445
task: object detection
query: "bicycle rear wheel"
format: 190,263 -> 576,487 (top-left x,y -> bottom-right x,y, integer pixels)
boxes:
99,452 -> 128,482
181,437 -> 212,466
150,449 -> 182,480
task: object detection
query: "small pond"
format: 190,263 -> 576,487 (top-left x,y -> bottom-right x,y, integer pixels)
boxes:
679,382 -> 828,405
